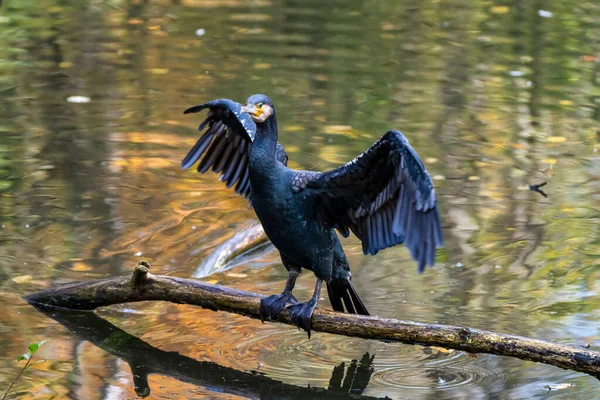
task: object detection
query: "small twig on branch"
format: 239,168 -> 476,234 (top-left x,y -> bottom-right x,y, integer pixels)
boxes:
26,261 -> 600,379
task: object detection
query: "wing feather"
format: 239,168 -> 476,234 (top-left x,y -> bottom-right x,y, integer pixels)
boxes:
214,141 -> 234,173
182,98 -> 288,199
306,130 -> 443,272
181,131 -> 214,170
221,148 -> 243,186
198,130 -> 227,173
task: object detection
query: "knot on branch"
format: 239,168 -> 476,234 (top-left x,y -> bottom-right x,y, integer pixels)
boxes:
132,261 -> 151,287
458,327 -> 472,343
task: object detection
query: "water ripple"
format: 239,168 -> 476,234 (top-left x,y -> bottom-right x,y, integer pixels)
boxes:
215,315 -> 505,393
372,352 -> 506,391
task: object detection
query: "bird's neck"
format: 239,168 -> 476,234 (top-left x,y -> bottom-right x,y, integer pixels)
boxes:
250,113 -> 279,171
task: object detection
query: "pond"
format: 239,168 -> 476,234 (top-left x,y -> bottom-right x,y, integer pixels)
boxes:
1,0 -> 599,399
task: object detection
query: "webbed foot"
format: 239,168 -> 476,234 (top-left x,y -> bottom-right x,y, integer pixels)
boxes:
286,298 -> 318,338
260,292 -> 297,322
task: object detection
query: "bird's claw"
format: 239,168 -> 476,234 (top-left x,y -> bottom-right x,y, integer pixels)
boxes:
286,299 -> 318,338
260,292 -> 297,322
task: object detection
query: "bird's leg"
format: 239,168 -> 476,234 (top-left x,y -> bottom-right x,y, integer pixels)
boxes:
286,279 -> 322,338
260,270 -> 299,322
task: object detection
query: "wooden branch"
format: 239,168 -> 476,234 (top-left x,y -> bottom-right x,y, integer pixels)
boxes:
192,223 -> 270,278
26,261 -> 600,379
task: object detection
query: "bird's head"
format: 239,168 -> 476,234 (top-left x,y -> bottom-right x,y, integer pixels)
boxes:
241,94 -> 274,123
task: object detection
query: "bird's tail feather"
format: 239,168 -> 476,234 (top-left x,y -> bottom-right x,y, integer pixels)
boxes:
327,279 -> 369,315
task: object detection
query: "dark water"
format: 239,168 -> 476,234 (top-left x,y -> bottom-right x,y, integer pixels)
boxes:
1,0 -> 599,399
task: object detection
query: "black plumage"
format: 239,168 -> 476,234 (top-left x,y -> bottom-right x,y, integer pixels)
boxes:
307,130 -> 442,272
182,94 -> 443,337
182,99 -> 288,198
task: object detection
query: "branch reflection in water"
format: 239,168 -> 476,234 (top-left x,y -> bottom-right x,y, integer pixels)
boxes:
32,304 -> 387,399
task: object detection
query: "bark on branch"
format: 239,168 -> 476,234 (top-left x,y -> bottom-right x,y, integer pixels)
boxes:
26,261 -> 600,379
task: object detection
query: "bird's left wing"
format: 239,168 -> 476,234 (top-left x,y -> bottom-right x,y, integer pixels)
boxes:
305,130 -> 443,272
182,99 -> 288,198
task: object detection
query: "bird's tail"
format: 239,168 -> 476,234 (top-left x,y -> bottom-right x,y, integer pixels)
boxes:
326,279 -> 369,315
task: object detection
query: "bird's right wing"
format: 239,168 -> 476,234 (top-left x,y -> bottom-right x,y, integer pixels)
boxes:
182,99 -> 288,198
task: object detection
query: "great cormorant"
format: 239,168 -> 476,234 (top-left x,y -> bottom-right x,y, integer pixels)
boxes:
182,94 -> 443,337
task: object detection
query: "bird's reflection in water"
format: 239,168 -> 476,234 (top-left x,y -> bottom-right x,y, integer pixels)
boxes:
33,304 -> 388,399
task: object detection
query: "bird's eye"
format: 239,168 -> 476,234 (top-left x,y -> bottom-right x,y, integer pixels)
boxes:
257,102 -> 263,108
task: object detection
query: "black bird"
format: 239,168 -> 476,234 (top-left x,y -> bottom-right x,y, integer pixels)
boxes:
182,94 -> 443,337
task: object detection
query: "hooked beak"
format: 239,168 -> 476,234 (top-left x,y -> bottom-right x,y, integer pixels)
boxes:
241,104 -> 262,118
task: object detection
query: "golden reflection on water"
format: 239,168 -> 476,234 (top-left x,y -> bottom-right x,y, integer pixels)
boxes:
0,0 -> 599,398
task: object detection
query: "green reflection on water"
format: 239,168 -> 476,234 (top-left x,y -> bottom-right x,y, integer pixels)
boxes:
0,0 -> 599,398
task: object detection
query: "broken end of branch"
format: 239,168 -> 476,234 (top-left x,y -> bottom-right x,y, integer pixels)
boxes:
132,260 -> 151,287
131,365 -> 151,398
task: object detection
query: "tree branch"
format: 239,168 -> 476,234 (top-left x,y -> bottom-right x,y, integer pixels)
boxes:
192,223 -> 271,278
26,261 -> 600,379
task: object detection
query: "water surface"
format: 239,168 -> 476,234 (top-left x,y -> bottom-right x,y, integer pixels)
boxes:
0,0 -> 599,399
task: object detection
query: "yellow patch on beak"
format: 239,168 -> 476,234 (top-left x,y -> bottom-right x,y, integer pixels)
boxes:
241,104 -> 262,117
242,103 -> 271,122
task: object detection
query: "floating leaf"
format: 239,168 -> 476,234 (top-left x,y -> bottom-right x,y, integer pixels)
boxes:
66,96 -> 91,104
559,100 -> 573,106
230,13 -> 272,22
547,136 -> 566,143
284,125 -> 304,132
430,346 -> 454,354
226,273 -> 247,278
545,383 -> 574,391
12,275 -> 32,284
72,262 -> 91,272
323,125 -> 353,135
148,68 -> 169,75
491,6 -> 510,14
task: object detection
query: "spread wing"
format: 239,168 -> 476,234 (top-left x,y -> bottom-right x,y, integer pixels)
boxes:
181,98 -> 288,198
306,130 -> 443,272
